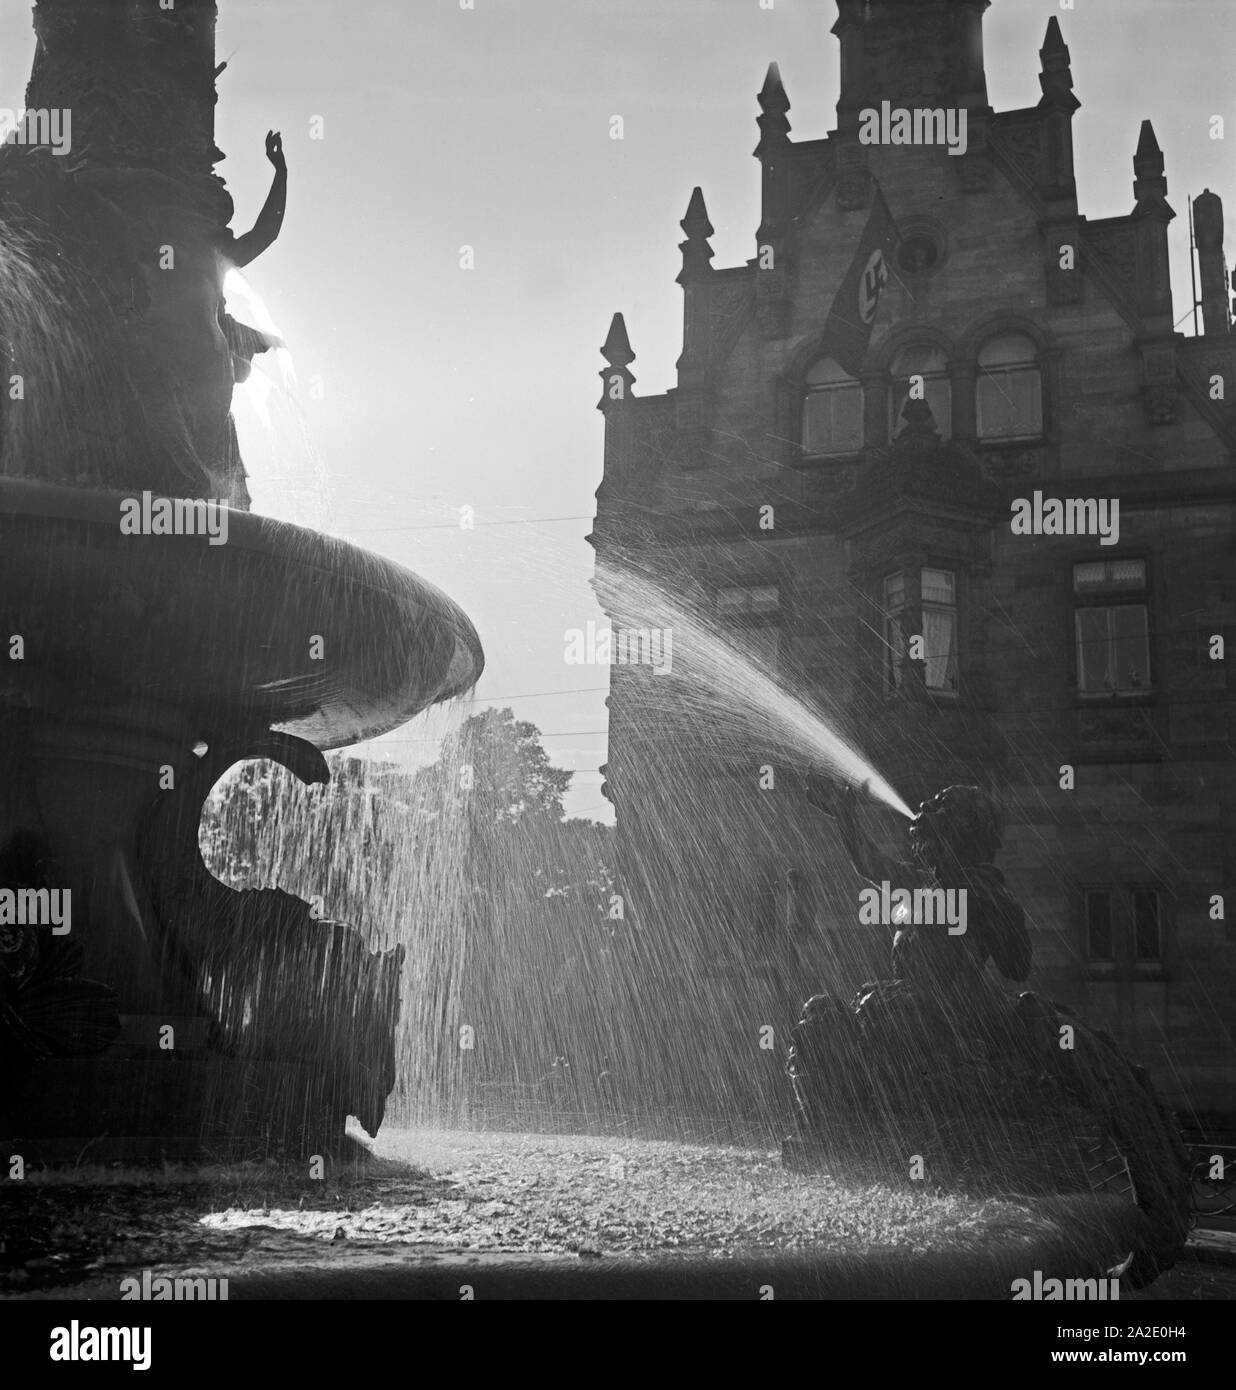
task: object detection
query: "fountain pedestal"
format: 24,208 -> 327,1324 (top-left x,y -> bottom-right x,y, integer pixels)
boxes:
0,480 -> 482,1158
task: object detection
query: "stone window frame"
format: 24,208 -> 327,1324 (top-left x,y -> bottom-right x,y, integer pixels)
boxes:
864,323 -> 959,448
1066,549 -> 1158,704
886,340 -> 953,439
870,553 -> 967,703
1079,881 -> 1171,982
711,574 -> 783,674
799,356 -> 865,460
956,313 -> 1060,447
779,314 -> 1058,462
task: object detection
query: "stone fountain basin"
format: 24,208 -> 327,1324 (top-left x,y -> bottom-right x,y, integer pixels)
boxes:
0,478 -> 483,748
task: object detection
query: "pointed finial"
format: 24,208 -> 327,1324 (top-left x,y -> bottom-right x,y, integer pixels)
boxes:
682,186 -> 713,240
599,313 -> 635,411
759,62 -> 788,112
1038,17 -> 1078,111
677,187 -> 715,284
1135,119 -> 1162,162
1133,119 -> 1168,210
755,61 -> 791,160
602,312 -> 634,367
1042,16 -> 1067,53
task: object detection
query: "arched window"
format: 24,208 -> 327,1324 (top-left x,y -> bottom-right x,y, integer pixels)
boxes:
802,357 -> 863,457
977,333 -> 1042,440
889,343 -> 951,437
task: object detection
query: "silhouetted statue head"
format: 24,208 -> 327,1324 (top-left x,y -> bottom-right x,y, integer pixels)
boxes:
908,784 -> 1001,869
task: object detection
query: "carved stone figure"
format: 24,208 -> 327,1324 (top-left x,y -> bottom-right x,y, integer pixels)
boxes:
786,776 -> 1192,1287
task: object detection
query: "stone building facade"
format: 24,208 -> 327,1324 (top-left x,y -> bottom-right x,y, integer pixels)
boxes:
590,1 -> 1235,1129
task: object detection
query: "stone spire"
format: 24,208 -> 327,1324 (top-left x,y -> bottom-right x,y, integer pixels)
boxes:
755,63 -> 792,250
1133,120 -> 1170,214
1038,17 -> 1079,113
1037,17 -> 1079,216
598,314 -> 635,411
755,62 -> 791,159
832,0 -> 991,137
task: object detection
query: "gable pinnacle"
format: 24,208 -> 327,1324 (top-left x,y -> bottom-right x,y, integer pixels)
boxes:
598,312 -> 635,411
601,312 -> 634,368
755,61 -> 791,159
1133,119 -> 1171,215
759,62 -> 788,110
1136,118 -> 1162,163
1042,16 -> 1067,54
681,186 -> 714,241
677,186 -> 715,285
1038,16 -> 1079,111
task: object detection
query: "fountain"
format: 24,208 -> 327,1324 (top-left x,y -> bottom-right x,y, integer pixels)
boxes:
0,0 -> 482,1159
785,778 -> 1193,1287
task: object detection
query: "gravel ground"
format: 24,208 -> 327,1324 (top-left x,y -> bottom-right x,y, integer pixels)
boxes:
199,1127 -> 1041,1259
3,1127 -> 1230,1298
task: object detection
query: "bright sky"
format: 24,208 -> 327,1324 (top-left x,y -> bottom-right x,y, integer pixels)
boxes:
2,0 -> 1232,821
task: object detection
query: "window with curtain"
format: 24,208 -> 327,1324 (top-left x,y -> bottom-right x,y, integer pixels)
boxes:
1073,560 -> 1151,695
802,357 -> 864,457
883,568 -> 958,695
889,343 -> 951,437
977,333 -> 1042,439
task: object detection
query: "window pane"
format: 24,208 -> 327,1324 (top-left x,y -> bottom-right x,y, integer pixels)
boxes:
1132,889 -> 1161,962
1073,562 -> 1108,592
804,385 -> 864,455
748,585 -> 779,614
921,568 -> 954,604
890,345 -> 947,378
978,333 -> 1038,369
718,585 -> 779,616
1086,890 -> 1114,961
883,572 -> 905,609
922,605 -> 957,690
1075,607 -> 1112,692
889,345 -> 951,436
1111,605 -> 1150,690
978,365 -> 1042,439
1109,559 -> 1146,588
1074,560 -> 1146,594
